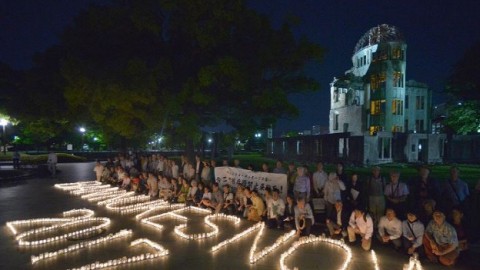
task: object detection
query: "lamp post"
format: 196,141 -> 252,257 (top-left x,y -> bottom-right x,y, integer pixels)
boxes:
79,127 -> 86,151
0,118 -> 8,155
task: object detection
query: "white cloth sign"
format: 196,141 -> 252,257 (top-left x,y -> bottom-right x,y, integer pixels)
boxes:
214,167 -> 288,199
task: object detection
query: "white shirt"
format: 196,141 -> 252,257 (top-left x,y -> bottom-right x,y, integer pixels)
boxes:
47,153 -> 57,164
267,198 -> 285,219
313,171 -> 328,193
378,216 -> 402,240
324,179 -> 346,204
349,212 -> 374,240
172,164 -> 179,179
156,160 -> 164,172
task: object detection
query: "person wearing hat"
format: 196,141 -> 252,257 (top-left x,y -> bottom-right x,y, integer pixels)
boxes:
424,210 -> 459,266
402,209 -> 425,256
347,205 -> 374,251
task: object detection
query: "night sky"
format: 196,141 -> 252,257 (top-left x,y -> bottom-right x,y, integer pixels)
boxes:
2,0 -> 480,135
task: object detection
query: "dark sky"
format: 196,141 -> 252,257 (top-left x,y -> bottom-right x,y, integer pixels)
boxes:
2,0 -> 480,135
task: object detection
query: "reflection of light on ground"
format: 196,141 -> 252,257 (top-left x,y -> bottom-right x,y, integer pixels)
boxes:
5,180 -> 427,270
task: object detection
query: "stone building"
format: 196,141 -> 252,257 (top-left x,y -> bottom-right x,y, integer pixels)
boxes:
268,24 -> 446,165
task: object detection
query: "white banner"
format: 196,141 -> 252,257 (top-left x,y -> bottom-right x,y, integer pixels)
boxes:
214,167 -> 288,199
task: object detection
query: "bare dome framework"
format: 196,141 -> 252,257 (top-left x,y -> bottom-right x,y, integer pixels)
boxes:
354,24 -> 405,54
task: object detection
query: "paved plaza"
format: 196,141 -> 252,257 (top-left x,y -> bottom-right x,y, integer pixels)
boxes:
0,163 -> 477,270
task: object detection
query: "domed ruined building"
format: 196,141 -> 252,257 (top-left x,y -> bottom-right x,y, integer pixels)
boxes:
328,24 -> 444,163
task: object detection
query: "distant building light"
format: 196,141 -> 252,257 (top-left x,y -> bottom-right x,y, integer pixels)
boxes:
418,144 -> 422,150
458,102 -> 462,106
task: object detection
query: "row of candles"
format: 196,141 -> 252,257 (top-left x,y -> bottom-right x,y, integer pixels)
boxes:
67,238 -> 169,270
279,235 -> 352,270
50,181 -> 423,270
31,229 -> 133,264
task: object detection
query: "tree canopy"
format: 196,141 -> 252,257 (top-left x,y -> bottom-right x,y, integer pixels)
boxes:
445,41 -> 480,134
7,0 -> 324,151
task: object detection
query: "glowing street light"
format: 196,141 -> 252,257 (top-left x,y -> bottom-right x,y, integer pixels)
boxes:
79,127 -> 86,151
0,118 -> 9,155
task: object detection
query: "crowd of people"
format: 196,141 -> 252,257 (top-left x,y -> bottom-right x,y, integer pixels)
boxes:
93,154 -> 480,267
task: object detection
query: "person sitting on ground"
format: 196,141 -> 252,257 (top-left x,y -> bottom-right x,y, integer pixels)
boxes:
347,206 -> 374,251
261,163 -> 270,173
266,189 -> 285,229
402,209 -> 425,256
283,194 -> 296,230
198,185 -> 212,208
451,207 -> 468,252
158,176 -> 172,200
234,184 -> 245,215
194,182 -> 204,205
101,165 -> 112,183
130,174 -> 141,192
243,187 -> 253,218
248,189 -> 265,222
203,183 -> 224,213
418,199 -> 436,226
294,197 -> 314,236
221,185 -> 235,214
377,208 -> 403,251
424,210 -> 459,266
170,178 -> 180,202
186,180 -> 199,206
146,172 -> 158,198
326,200 -> 349,239
138,172 -> 148,194
121,172 -> 131,190
176,177 -> 190,203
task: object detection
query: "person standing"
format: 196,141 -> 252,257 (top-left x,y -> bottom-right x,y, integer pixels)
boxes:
93,161 -> 104,182
442,166 -> 470,213
366,166 -> 386,225
312,162 -> 327,198
293,166 -> 311,202
324,172 -> 346,218
12,151 -> 21,169
47,151 -> 58,177
384,170 -> 409,219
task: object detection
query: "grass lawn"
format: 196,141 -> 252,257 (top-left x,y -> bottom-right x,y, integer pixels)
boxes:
0,152 -> 86,164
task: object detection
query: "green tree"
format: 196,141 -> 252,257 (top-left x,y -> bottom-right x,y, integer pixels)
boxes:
445,41 -> 480,134
53,0 -> 323,153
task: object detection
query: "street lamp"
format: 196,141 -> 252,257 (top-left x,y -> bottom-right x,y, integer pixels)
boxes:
0,118 -> 9,155
79,127 -> 86,151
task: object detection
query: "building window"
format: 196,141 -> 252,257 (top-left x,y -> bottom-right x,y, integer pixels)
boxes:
405,95 -> 409,109
370,100 -> 384,115
405,119 -> 409,132
415,119 -> 425,132
392,47 -> 404,60
282,141 -> 287,153
416,96 -> 425,110
393,72 -> 403,87
392,99 -> 403,115
370,72 -> 386,91
392,125 -> 402,132
334,114 -> 339,130
369,125 -> 381,135
334,89 -> 339,102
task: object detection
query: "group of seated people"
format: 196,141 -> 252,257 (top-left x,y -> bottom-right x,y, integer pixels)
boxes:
93,156 -> 477,267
